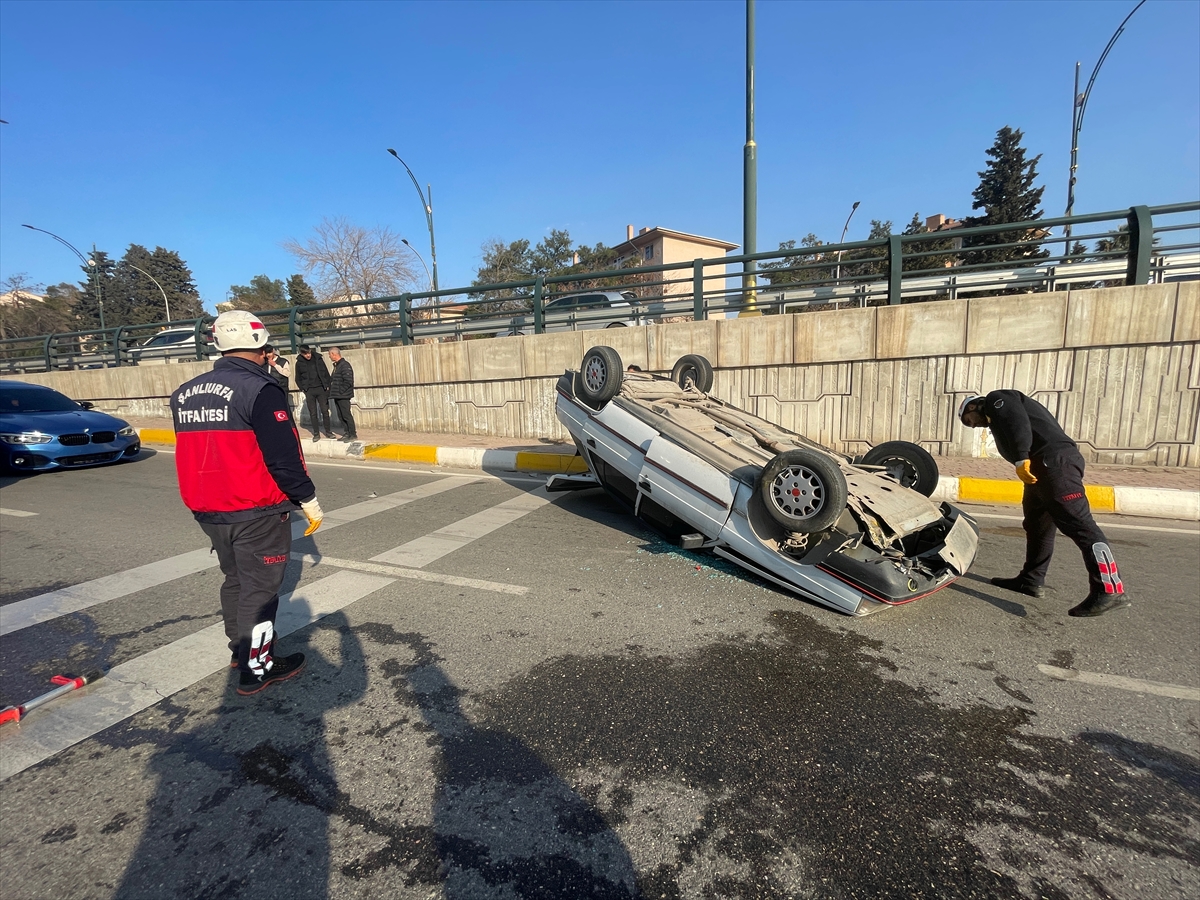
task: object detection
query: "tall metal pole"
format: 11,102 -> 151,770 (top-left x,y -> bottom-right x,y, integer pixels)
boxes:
1064,0 -> 1146,244
740,0 -> 759,316
402,238 -> 438,325
21,224 -> 104,329
386,149 -> 439,293
126,263 -> 171,322
834,201 -> 861,285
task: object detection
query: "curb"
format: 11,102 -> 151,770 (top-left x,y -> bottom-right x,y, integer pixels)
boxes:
931,476 -> 1199,522
136,428 -> 589,476
137,429 -> 1197,521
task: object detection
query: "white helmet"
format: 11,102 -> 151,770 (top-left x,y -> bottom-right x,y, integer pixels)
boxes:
958,394 -> 982,422
212,310 -> 270,352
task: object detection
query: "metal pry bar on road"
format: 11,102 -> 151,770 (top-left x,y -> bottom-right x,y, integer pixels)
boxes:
0,670 -> 105,726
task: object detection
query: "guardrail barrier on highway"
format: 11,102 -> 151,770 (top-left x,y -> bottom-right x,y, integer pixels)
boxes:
2,202 -> 1197,374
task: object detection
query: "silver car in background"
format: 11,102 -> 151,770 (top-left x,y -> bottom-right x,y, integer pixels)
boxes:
495,291 -> 647,337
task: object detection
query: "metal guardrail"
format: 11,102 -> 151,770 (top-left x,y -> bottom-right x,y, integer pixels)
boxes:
1,202 -> 1196,374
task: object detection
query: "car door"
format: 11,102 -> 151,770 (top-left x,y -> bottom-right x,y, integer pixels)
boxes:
636,434 -> 738,540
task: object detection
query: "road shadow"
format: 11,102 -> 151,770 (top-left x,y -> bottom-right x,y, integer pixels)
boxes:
337,625 -> 641,898
108,610 -> 366,900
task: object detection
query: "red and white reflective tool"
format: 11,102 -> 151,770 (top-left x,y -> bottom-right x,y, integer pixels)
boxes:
0,670 -> 104,726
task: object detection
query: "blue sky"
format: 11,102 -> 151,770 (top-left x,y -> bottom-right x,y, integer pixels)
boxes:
1,0 -> 1197,312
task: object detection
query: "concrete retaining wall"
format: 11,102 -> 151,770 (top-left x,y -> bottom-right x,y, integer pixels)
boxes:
6,282 -> 1198,466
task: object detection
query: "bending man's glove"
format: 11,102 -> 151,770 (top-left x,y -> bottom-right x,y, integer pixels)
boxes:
1015,460 -> 1038,485
300,497 -> 324,536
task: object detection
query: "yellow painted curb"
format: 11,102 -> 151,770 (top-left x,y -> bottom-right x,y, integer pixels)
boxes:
515,452 -> 589,474
957,477 -> 1118,511
363,443 -> 439,464
1085,484 -> 1116,513
138,428 -> 177,446
958,477 -> 1024,505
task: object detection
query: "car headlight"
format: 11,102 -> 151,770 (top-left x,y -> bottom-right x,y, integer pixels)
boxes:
0,432 -> 53,445
118,426 -> 136,437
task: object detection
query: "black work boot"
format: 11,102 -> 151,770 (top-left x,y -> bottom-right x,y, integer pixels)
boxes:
1068,591 -> 1132,617
238,652 -> 306,696
990,575 -> 1047,599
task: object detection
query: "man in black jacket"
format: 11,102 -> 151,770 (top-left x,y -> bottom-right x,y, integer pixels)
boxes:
294,345 -> 334,442
959,391 -> 1130,617
328,346 -> 357,442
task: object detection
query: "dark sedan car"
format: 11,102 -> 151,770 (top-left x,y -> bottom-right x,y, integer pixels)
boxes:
0,381 -> 140,473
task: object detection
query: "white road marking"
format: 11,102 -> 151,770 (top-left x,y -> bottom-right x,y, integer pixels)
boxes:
371,486 -> 552,568
1037,664 -> 1200,701
0,548 -> 219,638
0,570 -> 395,781
968,510 -> 1199,536
0,508 -> 37,518
0,476 -> 472,637
297,553 -> 528,595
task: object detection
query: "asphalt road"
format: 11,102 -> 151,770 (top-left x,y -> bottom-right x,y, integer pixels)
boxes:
1,450 -> 1197,900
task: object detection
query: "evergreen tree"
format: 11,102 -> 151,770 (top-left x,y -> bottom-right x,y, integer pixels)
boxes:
286,274 -> 316,307
74,250 -> 117,331
761,234 -> 830,285
962,126 -> 1048,264
901,214 -> 956,272
227,275 -> 287,313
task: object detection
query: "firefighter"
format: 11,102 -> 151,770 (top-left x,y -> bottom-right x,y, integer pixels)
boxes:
171,310 -> 325,694
959,391 -> 1130,617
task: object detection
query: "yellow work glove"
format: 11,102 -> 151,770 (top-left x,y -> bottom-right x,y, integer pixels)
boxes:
1015,460 -> 1038,485
300,497 -> 324,536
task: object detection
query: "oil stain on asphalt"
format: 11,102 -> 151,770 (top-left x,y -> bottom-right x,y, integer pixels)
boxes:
480,610 -> 1200,899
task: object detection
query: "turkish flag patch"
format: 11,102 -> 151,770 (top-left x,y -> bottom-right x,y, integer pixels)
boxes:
274,410 -> 289,422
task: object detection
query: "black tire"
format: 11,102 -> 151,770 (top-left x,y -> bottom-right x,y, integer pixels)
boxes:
758,448 -> 848,533
578,346 -> 623,409
671,354 -> 714,392
860,441 -> 939,497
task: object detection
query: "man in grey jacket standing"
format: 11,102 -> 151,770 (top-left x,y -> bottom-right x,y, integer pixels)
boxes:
328,346 -> 357,442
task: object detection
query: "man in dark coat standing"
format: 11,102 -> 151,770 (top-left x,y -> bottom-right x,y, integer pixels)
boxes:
294,345 -> 334,442
328,346 -> 357,442
959,391 -> 1131,617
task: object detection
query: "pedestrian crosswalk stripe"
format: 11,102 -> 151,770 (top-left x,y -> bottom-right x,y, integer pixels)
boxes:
371,486 -> 551,568
0,476 -> 471,637
297,554 -> 528,595
0,570 -> 395,781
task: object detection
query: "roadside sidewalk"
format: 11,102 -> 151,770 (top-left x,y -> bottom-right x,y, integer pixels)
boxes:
129,417 -> 1199,521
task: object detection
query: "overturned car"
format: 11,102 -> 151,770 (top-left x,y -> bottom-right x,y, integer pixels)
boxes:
550,346 -> 979,616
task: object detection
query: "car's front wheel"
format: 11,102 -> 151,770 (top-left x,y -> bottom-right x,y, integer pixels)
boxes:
578,346 -> 623,409
758,448 -> 847,533
860,440 -> 939,497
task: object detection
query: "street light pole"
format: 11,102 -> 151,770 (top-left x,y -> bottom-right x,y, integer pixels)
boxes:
386,149 -> 439,294
126,264 -> 171,323
1065,0 -> 1146,245
401,237 -> 438,325
22,224 -> 104,329
834,200 -> 861,287
740,0 -> 759,317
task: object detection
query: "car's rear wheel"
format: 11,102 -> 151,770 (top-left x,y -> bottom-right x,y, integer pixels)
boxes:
759,448 -> 847,533
578,346 -> 623,409
860,440 -> 939,497
671,354 -> 714,392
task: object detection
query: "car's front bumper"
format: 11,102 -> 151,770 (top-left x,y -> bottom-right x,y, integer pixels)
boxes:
3,438 -> 141,471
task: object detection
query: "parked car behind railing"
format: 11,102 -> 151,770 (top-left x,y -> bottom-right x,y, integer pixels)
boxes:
128,327 -> 218,365
495,291 -> 647,337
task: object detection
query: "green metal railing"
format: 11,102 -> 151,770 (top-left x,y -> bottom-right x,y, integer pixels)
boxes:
2,202 -> 1196,374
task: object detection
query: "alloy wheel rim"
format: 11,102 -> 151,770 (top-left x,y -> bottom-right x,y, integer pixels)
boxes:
770,465 -> 825,518
584,357 -> 607,393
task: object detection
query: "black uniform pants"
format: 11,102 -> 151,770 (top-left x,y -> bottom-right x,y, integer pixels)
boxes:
200,513 -> 292,674
304,388 -> 332,435
333,397 -> 356,438
1019,449 -> 1124,597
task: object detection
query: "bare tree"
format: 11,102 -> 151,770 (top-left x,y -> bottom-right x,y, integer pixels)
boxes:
283,217 -> 418,304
